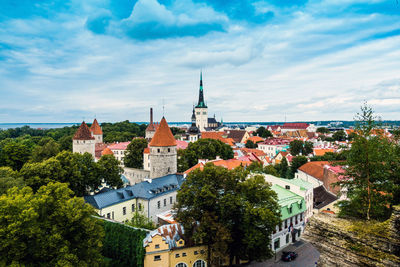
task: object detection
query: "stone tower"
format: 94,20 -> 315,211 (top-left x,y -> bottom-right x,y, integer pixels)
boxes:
73,121 -> 95,157
194,71 -> 208,132
145,107 -> 157,140
90,118 -> 103,144
149,117 -> 177,179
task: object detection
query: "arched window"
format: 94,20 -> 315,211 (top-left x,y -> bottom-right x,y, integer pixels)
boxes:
193,260 -> 206,267
175,263 -> 188,267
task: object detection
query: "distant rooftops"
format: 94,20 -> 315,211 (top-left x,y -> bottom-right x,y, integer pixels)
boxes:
260,138 -> 291,146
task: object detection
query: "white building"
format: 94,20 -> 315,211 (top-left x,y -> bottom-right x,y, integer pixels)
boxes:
257,138 -> 291,158
263,174 -> 314,221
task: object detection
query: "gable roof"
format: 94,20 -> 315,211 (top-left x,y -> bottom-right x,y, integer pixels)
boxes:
201,131 -> 234,146
90,119 -> 103,135
84,174 -> 184,209
73,121 -> 95,140
143,223 -> 184,249
313,185 -> 338,209
225,130 -> 247,143
297,161 -> 331,181
149,117 -> 177,147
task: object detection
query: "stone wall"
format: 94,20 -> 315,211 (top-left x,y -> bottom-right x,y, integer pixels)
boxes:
149,146 -> 177,179
302,206 -> 400,267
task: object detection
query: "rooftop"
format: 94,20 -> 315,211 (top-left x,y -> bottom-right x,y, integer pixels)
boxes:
73,121 -> 95,140
90,118 -> 103,135
149,117 -> 177,147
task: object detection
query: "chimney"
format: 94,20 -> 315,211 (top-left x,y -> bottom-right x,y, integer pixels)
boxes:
150,108 -> 153,124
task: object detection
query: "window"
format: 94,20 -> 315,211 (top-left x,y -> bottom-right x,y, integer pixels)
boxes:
175,254 -> 180,258
154,255 -> 161,261
170,196 -> 173,204
193,260 -> 206,267
200,250 -> 205,254
176,263 -> 187,267
107,213 -> 110,219
284,219 -> 288,228
157,148 -> 160,153
279,222 -> 282,231
300,213 -> 303,221
194,251 -> 199,255
299,202 -> 303,209
157,201 -> 160,209
179,240 -> 183,244
123,207 -> 126,215
132,204 -> 135,212
274,238 -> 280,250
182,253 -> 187,257
155,244 -> 160,249
112,211 -> 114,220
168,148 -> 170,152
288,206 -> 292,214
139,203 -> 142,211
164,199 -> 166,207
298,228 -> 301,237
286,234 -> 290,244
196,112 -> 200,115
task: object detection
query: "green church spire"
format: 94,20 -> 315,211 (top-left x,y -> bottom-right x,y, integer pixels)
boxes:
196,71 -> 207,108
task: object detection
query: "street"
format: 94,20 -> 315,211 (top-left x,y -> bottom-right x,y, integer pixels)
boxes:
248,240 -> 319,267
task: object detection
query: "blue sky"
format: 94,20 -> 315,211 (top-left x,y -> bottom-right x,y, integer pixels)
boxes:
1,0 -> 400,123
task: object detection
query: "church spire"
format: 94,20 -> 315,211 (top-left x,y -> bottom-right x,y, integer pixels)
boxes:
196,71 -> 207,108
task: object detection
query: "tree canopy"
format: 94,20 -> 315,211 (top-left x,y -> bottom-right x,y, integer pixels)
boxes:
176,164 -> 280,266
337,104 -> 394,220
124,138 -> 148,169
289,140 -> 313,156
256,126 -> 273,138
177,139 -> 234,172
316,127 -> 330,134
0,182 -> 104,266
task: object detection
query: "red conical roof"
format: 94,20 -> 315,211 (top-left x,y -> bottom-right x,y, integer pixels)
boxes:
101,147 -> 114,156
73,121 -> 95,140
149,117 -> 177,147
90,118 -> 103,135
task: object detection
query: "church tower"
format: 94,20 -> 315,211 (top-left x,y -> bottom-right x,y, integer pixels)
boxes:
149,117 -> 177,179
90,118 -> 103,144
188,106 -> 200,142
73,121 -> 95,157
194,71 -> 208,131
145,107 -> 157,140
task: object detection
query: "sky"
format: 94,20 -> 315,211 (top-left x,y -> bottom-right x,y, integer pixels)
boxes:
1,0 -> 400,123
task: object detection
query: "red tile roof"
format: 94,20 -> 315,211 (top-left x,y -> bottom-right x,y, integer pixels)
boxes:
144,147 -> 150,154
314,148 -> 334,156
298,161 -> 331,181
90,118 -> 103,135
73,121 -> 95,140
146,122 -> 159,132
246,136 -> 264,144
281,123 -> 309,129
176,140 -> 188,150
108,141 -> 131,150
184,159 -> 251,174
261,138 -> 291,146
149,117 -> 177,147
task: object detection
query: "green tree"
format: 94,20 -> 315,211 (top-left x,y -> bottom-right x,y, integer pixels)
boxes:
247,162 -> 279,176
316,127 -> 330,134
277,157 -> 289,178
0,167 -> 24,195
125,211 -> 156,230
289,140 -> 304,156
58,135 -> 73,151
97,154 -> 123,188
333,130 -> 347,141
289,156 -> 308,178
304,141 -> 314,155
0,182 -> 104,266
0,142 -> 31,170
124,138 -> 148,169
31,138 -> 60,162
245,140 -> 257,148
178,139 -> 234,172
337,103 -> 392,220
176,164 -> 280,266
256,127 -> 273,138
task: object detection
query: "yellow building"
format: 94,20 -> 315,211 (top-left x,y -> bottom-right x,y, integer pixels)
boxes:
144,224 -> 207,267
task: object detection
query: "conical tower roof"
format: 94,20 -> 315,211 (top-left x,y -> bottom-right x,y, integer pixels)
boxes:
101,147 -> 114,156
149,117 -> 177,147
73,121 -> 95,140
90,118 -> 103,135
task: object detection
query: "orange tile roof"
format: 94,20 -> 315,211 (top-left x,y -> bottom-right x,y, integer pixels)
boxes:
184,159 -> 251,174
90,118 -> 103,135
201,132 -> 234,146
73,121 -> 95,140
101,147 -> 114,156
149,117 -> 177,147
246,136 -> 264,144
314,148 -> 334,156
143,147 -> 150,154
241,148 -> 266,157
298,161 -> 331,181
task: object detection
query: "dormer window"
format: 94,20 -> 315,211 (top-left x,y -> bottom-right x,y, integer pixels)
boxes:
155,244 -> 160,249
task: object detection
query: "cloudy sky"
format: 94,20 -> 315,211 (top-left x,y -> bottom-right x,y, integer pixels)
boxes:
1,0 -> 400,123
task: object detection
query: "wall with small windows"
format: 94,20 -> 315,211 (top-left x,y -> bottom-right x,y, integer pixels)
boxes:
149,145 -> 177,179
98,198 -> 148,223
72,139 -> 95,157
148,191 -> 178,223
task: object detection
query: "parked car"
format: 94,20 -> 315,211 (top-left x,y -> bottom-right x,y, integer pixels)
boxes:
281,251 -> 298,262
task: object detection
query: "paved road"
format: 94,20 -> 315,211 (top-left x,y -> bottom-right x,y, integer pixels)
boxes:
248,240 -> 319,267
